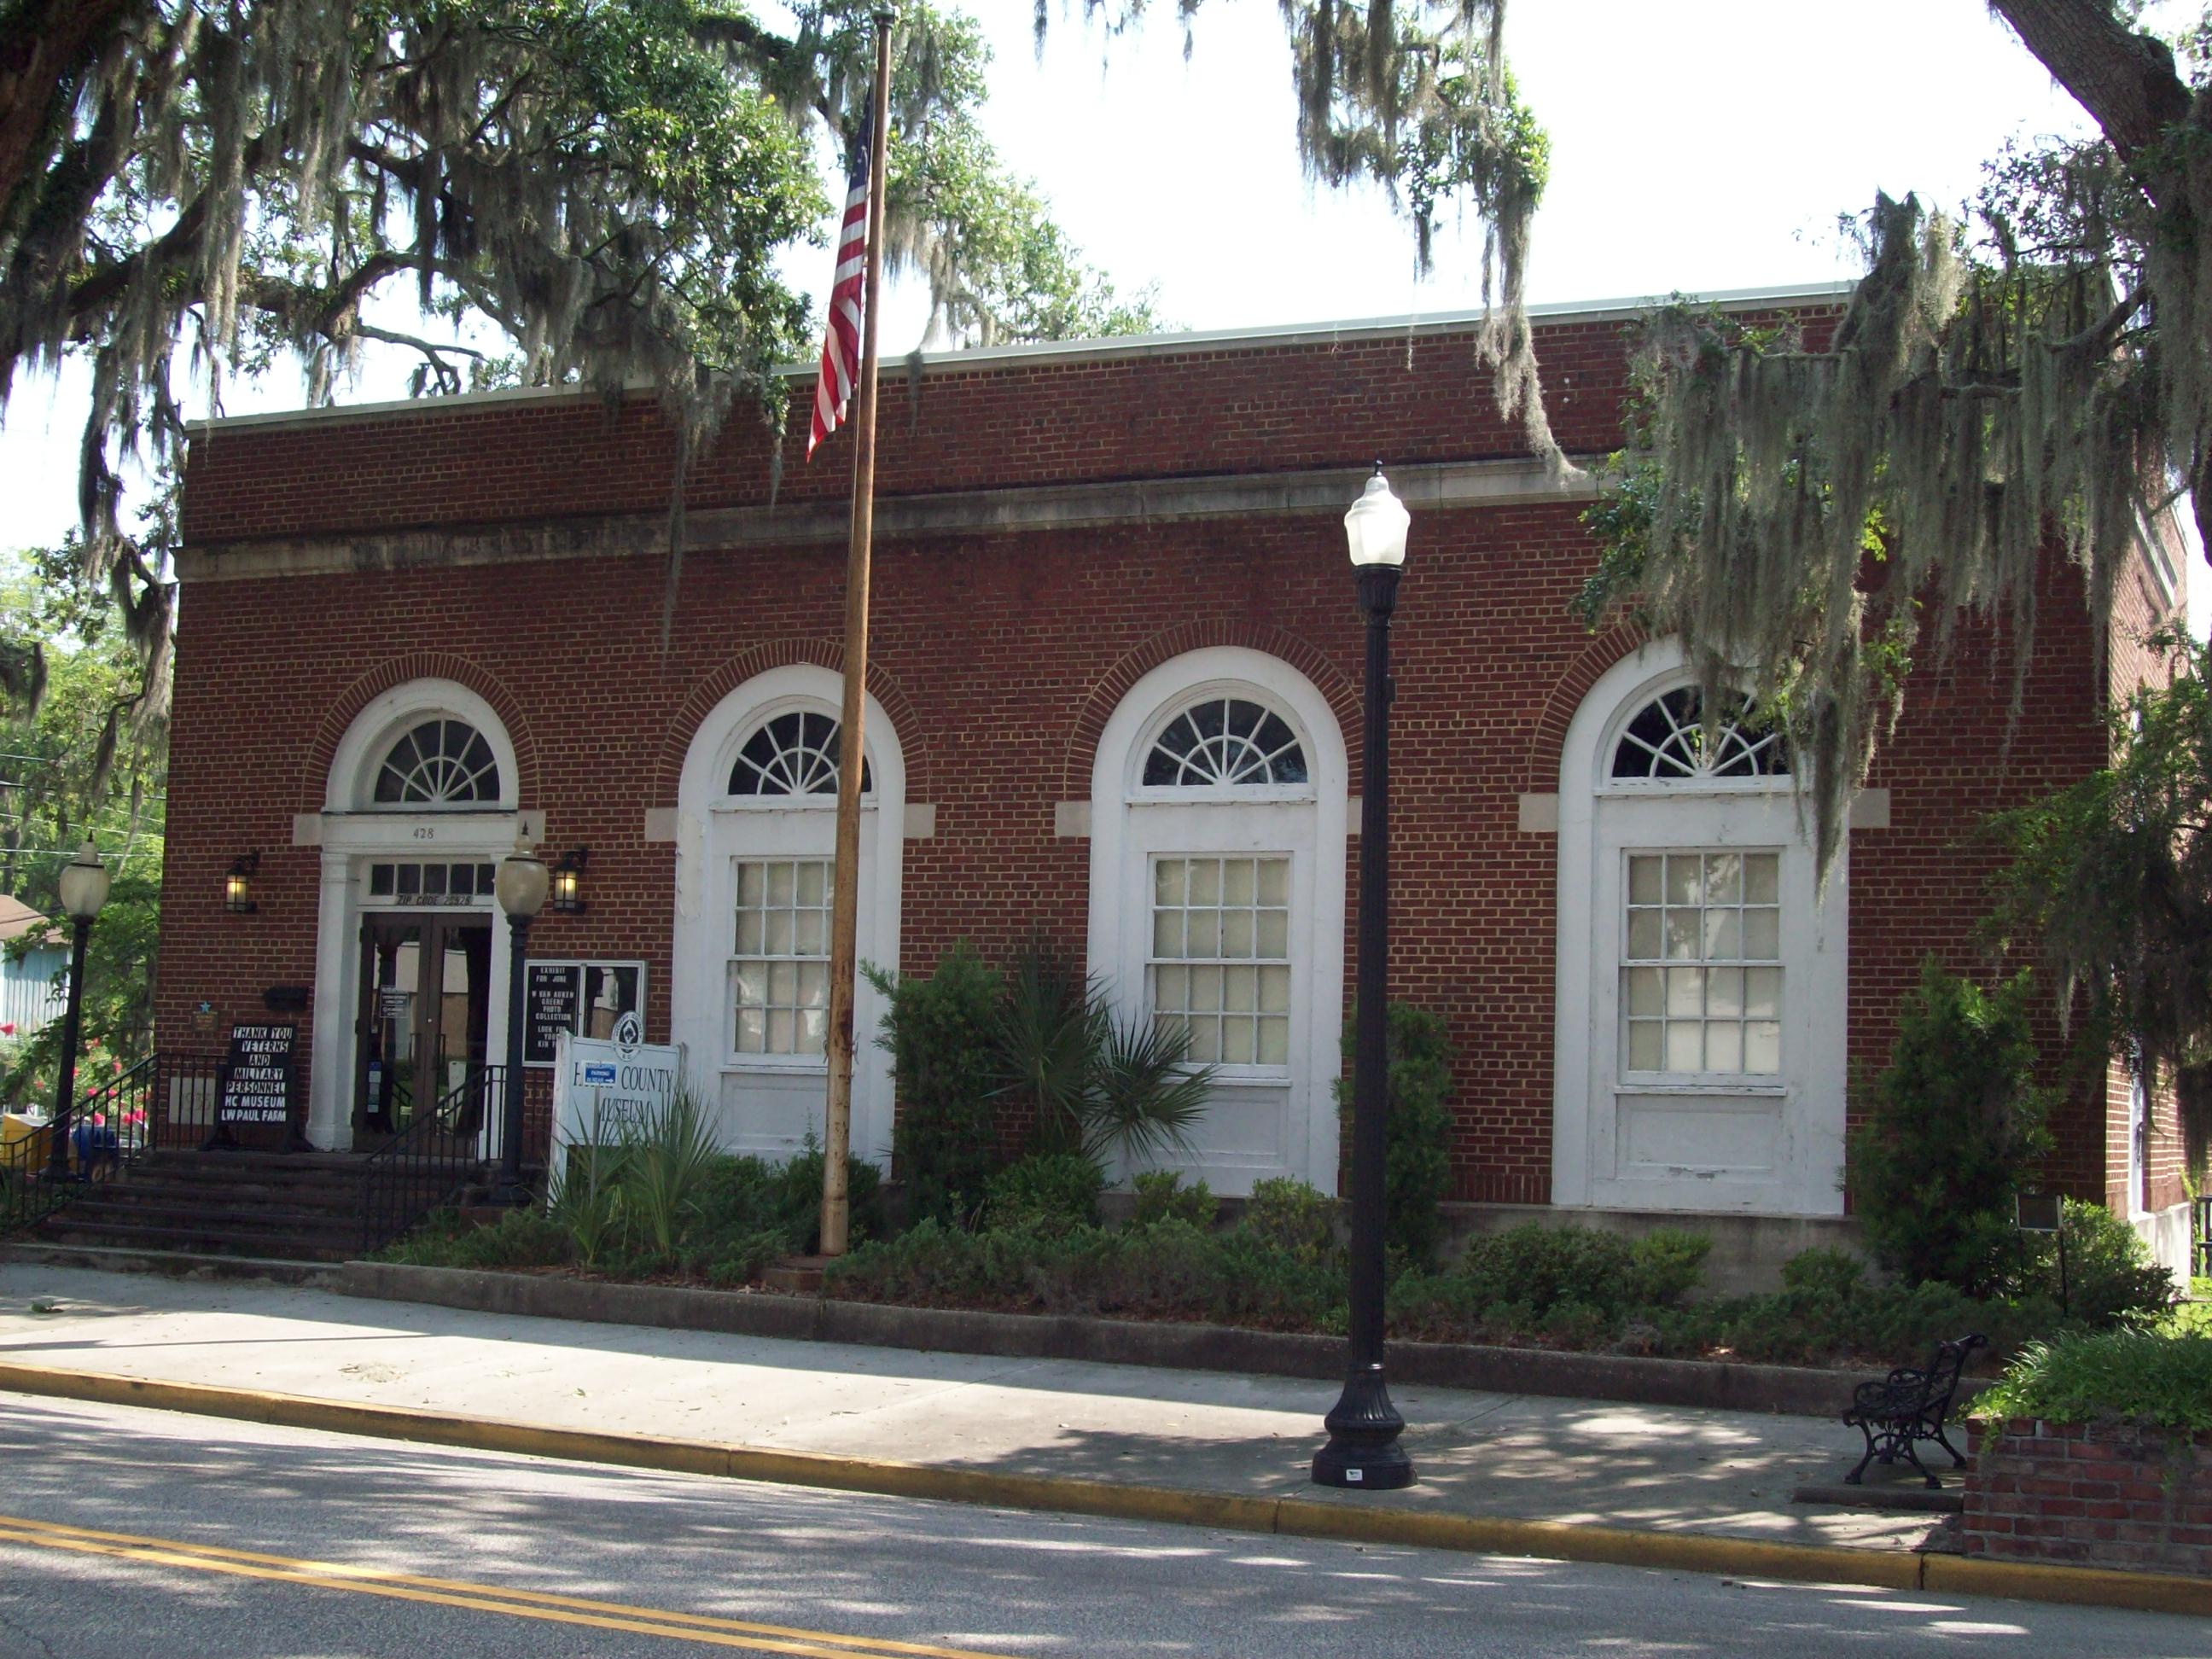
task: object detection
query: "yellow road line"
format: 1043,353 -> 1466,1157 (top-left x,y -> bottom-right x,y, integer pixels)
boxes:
0,1514 -> 1008,1659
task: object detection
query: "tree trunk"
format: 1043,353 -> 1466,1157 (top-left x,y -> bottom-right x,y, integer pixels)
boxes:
1988,0 -> 2192,169
0,0 -> 139,239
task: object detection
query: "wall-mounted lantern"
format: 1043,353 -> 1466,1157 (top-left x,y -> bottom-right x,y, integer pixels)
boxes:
550,847 -> 589,914
224,853 -> 260,915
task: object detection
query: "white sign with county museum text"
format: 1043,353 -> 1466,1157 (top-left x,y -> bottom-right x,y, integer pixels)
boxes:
550,1011 -> 686,1181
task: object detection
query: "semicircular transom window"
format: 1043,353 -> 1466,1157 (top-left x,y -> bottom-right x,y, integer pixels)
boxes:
729,710 -> 872,797
1144,696 -> 1308,788
372,719 -> 502,806
1611,687 -> 1789,782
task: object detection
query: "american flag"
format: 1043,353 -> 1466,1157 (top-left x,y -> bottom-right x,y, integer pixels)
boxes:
807,128 -> 871,460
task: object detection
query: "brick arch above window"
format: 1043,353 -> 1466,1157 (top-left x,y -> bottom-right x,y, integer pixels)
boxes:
1059,621 -> 1359,801
1520,621 -> 1650,796
652,638 -> 926,808
302,652 -> 538,809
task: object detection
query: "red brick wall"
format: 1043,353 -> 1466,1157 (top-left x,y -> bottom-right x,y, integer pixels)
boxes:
1965,1417 -> 2212,1576
166,307 -> 2128,1201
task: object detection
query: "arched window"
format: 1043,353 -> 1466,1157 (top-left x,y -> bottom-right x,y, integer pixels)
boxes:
728,710 -> 873,797
372,719 -> 501,806
1610,688 -> 1787,782
1143,696 -> 1308,787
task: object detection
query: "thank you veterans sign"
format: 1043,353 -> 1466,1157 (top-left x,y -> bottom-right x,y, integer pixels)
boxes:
550,1011 -> 685,1179
218,1022 -> 297,1128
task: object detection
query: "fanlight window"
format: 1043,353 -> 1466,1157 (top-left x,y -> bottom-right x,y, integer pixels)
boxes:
373,719 -> 501,806
729,710 -> 872,797
1611,688 -> 1788,782
1143,696 -> 1308,788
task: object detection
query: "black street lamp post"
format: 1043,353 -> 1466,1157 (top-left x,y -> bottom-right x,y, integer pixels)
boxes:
1313,463 -> 1415,1492
46,841 -> 112,1183
493,836 -> 549,1203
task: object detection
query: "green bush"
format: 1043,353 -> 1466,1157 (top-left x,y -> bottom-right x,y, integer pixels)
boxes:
984,1152 -> 1105,1237
377,1207 -> 570,1269
1852,962 -> 2056,1295
1128,1169 -> 1217,1230
1779,1246 -> 1867,1301
1974,1331 -> 2212,1430
1446,1224 -> 1708,1324
1238,1177 -> 1341,1266
2013,1199 -> 2177,1326
867,944 -> 1004,1226
1336,1003 -> 1458,1272
823,1213 -> 1347,1332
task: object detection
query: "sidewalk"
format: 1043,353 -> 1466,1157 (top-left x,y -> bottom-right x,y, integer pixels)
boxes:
0,1260 -> 1936,1557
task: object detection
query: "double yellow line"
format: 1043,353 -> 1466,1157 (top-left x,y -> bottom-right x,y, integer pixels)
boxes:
0,1512 -> 1005,1658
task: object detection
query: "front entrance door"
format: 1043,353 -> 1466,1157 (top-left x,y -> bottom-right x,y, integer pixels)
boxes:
355,914 -> 492,1139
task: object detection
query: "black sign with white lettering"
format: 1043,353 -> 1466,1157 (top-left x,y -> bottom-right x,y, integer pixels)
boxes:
217,1023 -> 297,1127
525,964 -> 582,1066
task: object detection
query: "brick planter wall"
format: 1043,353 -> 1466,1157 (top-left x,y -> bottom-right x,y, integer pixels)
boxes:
1965,1417 -> 2212,1577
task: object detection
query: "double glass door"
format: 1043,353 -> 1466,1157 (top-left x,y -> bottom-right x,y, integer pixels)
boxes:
355,914 -> 492,1138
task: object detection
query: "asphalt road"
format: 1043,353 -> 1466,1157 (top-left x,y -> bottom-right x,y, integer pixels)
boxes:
0,1394 -> 2203,1659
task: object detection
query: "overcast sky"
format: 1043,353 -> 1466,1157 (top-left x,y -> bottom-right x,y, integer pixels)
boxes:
2,0 -> 2202,630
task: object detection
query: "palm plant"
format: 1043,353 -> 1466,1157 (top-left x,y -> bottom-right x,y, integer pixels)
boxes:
993,942 -> 1104,1157
1083,1014 -> 1214,1169
549,1104 -> 632,1270
620,1086 -> 722,1260
990,939 -> 1214,1173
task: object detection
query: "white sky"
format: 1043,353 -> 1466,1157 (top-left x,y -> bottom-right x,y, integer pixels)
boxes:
1,0 -> 2202,631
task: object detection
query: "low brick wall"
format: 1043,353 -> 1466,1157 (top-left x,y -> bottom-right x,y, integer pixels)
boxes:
1965,1417 -> 2212,1576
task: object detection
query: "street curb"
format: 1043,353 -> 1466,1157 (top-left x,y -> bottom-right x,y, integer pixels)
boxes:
335,1260 -> 1918,1419
2,1360 -> 2201,1619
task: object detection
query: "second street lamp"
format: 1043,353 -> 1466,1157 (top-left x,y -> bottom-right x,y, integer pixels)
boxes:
1313,463 -> 1415,1491
47,841 -> 113,1184
494,835 -> 549,1203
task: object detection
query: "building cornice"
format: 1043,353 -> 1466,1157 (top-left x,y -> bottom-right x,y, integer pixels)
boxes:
176,455 -> 1599,583
184,280 -> 1854,439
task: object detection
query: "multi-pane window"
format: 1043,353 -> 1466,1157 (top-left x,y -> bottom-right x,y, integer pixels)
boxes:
366,860 -> 496,902
731,859 -> 832,1056
374,719 -> 501,806
1144,697 -> 1307,787
1622,850 -> 1782,1075
1611,688 -> 1788,782
729,710 -> 872,796
1150,855 -> 1291,1066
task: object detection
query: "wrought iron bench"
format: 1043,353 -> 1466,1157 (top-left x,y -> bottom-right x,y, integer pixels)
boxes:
1842,1334 -> 1986,1488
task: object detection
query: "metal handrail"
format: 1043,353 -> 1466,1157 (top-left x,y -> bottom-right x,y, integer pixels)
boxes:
0,1052 -> 230,1237
359,1063 -> 506,1255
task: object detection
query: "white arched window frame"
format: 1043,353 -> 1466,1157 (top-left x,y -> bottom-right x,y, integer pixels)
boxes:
1552,643 -> 1848,1217
310,678 -> 529,1151
672,667 -> 903,1167
1087,649 -> 1348,1196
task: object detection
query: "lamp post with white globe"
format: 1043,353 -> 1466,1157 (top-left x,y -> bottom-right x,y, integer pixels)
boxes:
493,836 -> 549,1202
46,841 -> 112,1182
1313,464 -> 1416,1492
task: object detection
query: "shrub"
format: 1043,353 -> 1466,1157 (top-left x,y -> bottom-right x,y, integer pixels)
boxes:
1627,1229 -> 1713,1306
1128,1169 -> 1217,1230
2012,1199 -> 2177,1327
1239,1177 -> 1340,1266
1454,1225 -> 1636,1322
1974,1331 -> 2212,1430
378,1207 -> 570,1269
868,945 -> 1004,1226
984,1152 -> 1105,1237
1336,1003 -> 1457,1272
623,1086 -> 723,1260
1852,962 -> 2055,1295
1779,1245 -> 1867,1302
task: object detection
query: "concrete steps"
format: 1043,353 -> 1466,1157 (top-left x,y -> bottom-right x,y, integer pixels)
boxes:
32,1150 -> 380,1264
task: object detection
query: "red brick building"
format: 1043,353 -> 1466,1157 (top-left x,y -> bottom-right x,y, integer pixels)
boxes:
164,281 -> 2195,1276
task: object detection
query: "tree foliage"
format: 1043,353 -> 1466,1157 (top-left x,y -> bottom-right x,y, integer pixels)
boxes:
1042,1 -> 1561,469
1576,3 -> 2212,882
1987,629 -> 2212,1164
0,0 -> 1155,677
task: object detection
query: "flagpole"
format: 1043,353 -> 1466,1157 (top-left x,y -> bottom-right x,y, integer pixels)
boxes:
821,10 -> 895,1259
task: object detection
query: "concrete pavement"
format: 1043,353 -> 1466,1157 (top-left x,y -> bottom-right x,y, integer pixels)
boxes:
0,1261 -> 1924,1552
